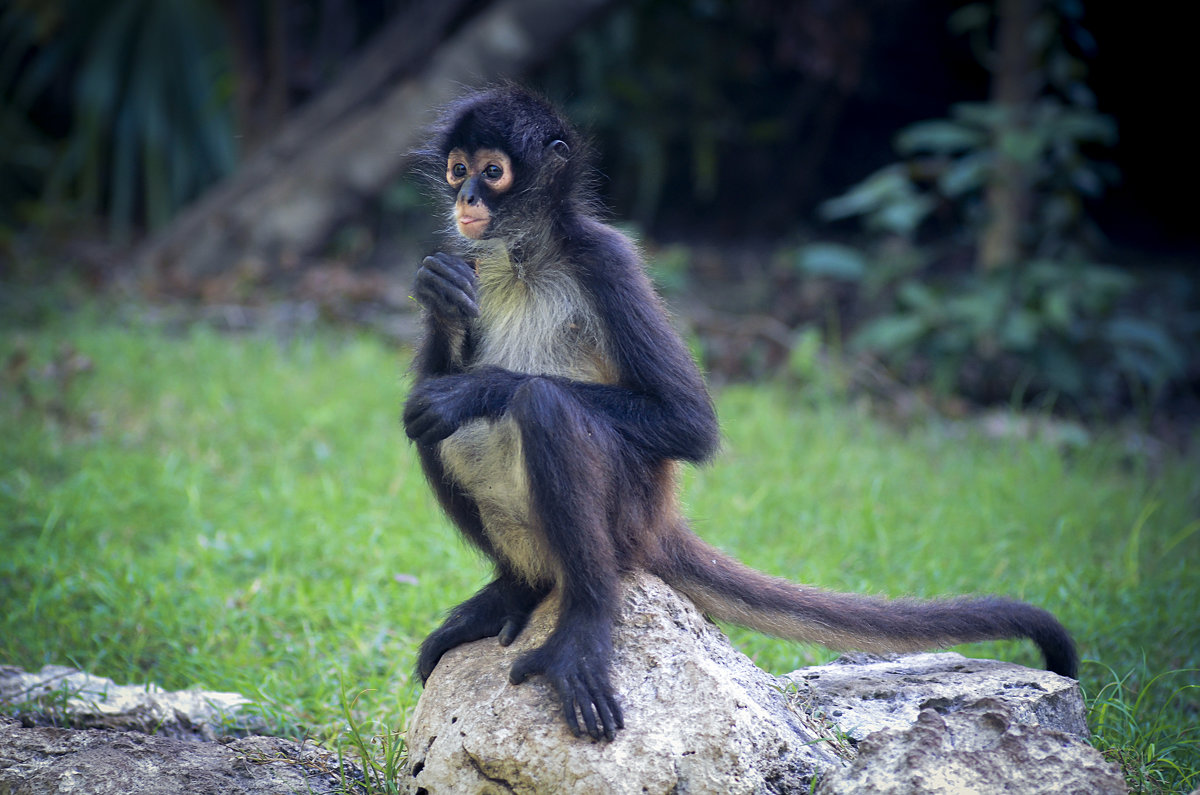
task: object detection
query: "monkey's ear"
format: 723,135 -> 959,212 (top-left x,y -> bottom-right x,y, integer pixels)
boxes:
548,139 -> 570,161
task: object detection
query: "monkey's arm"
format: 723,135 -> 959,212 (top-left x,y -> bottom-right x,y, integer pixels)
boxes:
403,355 -> 716,463
405,247 -> 718,461
403,366 -> 525,444
565,231 -> 720,463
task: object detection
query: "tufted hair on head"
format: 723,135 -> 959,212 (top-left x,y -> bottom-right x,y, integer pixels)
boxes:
425,85 -> 590,202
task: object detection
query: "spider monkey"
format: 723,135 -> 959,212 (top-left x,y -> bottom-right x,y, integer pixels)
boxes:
403,85 -> 1077,742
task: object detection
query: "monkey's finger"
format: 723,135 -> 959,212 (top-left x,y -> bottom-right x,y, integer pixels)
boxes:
508,650 -> 544,685
415,642 -> 443,683
414,274 -> 478,320
583,668 -> 621,740
592,692 -> 621,740
575,683 -> 602,740
562,698 -> 583,738
508,661 -> 531,685
402,404 -> 429,439
610,696 -> 625,731
600,694 -> 623,739
404,408 -> 442,443
498,609 -> 534,646
422,253 -> 478,299
415,282 -> 478,320
411,416 -> 453,446
497,619 -> 521,646
427,251 -> 477,283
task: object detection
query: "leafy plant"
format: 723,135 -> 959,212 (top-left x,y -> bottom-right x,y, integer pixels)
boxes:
842,260 -> 1190,405
0,0 -> 236,238
800,0 -> 1193,410
820,98 -> 1117,253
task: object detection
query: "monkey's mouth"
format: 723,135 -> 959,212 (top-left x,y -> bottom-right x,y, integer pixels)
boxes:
457,215 -> 489,238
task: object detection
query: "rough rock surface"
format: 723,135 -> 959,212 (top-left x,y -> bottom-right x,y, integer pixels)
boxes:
0,664 -> 267,740
0,717 -> 352,795
814,700 -> 1127,795
403,572 -> 848,795
784,651 -> 1089,741
406,573 -> 1121,795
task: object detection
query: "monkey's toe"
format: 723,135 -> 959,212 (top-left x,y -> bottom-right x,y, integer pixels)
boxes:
509,646 -> 623,740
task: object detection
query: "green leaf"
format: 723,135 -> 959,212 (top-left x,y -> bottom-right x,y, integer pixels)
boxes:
1106,318 -> 1188,378
852,314 -> 928,356
897,280 -> 940,314
895,120 -> 985,155
1000,309 -> 1040,351
947,3 -> 990,35
818,165 -> 911,221
873,194 -> 935,236
950,102 -> 1007,130
796,243 -> 867,281
938,151 -> 991,197
1043,289 -> 1074,331
1052,109 -> 1118,146
998,129 -> 1044,164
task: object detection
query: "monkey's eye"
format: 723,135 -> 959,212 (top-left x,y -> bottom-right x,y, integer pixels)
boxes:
450,163 -> 467,180
483,164 -> 503,180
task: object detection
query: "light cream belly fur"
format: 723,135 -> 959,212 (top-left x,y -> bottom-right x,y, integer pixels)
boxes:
436,252 -> 614,586
438,415 -> 557,584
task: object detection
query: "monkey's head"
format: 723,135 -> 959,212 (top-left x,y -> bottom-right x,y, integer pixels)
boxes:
429,86 -> 585,244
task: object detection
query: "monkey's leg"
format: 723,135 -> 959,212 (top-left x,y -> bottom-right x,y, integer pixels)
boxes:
417,573 -> 547,683
504,378 -> 625,741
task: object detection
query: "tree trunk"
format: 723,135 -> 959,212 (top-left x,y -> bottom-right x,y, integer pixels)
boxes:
136,0 -> 615,290
978,0 -> 1041,272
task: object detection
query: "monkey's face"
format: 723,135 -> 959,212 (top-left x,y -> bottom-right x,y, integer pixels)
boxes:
446,147 -> 514,239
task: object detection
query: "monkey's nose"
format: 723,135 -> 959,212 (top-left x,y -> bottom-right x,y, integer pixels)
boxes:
461,178 -> 482,206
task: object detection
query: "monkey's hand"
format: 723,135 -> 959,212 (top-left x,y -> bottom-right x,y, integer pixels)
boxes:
510,628 -> 624,741
414,252 -> 478,324
403,375 -> 478,445
404,369 -> 524,446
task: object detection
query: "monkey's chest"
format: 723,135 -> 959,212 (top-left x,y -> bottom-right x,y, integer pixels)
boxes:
436,286 -> 608,585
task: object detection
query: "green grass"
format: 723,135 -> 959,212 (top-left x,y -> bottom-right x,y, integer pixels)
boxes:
1,305 -> 1197,792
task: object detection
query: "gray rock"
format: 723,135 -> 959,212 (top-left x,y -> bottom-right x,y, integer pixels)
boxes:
0,717 -> 354,795
402,571 -> 848,795
406,574 -> 1119,795
0,664 -> 266,740
814,700 -> 1127,795
783,651 -> 1089,741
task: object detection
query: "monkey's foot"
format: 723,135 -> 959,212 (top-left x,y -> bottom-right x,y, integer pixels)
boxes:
419,609 -> 537,683
417,580 -> 543,682
509,633 -> 624,741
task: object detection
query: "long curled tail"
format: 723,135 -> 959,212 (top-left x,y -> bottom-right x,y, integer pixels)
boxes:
651,530 -> 1078,679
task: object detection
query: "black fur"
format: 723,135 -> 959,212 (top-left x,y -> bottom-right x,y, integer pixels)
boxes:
403,86 -> 1077,741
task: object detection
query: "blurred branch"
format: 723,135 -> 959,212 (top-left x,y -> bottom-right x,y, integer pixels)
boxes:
136,0 -> 616,290
978,0 -> 1040,271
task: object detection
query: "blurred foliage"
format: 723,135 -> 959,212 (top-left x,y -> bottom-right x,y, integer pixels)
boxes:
800,0 -> 1196,412
0,0 -> 237,238
0,0 -> 392,241
535,0 -> 875,233
819,97 -> 1117,255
